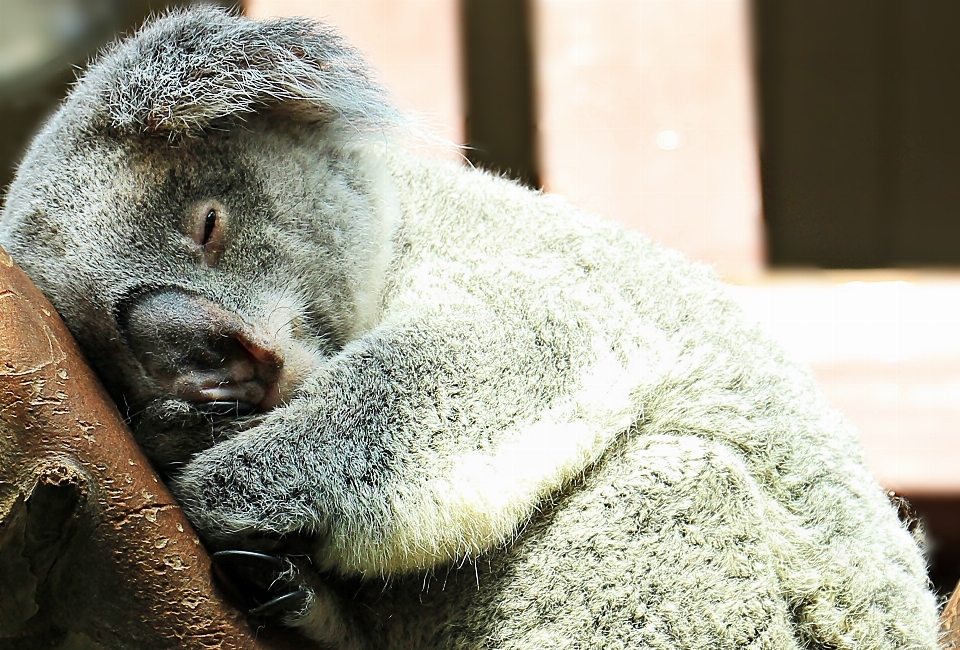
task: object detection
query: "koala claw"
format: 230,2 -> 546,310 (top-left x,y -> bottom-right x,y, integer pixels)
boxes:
249,590 -> 311,619
194,400 -> 258,417
211,550 -> 311,620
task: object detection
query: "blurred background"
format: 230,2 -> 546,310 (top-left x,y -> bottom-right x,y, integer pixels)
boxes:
2,0 -> 959,594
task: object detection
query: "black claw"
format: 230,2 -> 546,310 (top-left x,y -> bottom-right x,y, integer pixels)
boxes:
195,400 -> 257,417
212,550 -> 289,591
211,550 -> 311,620
250,590 -> 310,619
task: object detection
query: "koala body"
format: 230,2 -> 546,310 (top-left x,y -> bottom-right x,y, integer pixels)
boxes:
0,9 -> 939,649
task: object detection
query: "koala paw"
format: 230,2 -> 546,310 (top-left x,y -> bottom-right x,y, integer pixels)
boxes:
211,550 -> 312,622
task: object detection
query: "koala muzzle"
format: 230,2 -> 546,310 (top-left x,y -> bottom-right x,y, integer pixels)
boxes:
121,289 -> 284,412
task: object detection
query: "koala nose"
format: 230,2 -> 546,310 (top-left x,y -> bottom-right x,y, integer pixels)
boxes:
120,289 -> 284,412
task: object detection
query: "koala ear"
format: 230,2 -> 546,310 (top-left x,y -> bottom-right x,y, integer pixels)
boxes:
78,6 -> 397,136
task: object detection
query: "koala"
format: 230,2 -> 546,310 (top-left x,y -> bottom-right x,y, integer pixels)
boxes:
0,7 -> 940,650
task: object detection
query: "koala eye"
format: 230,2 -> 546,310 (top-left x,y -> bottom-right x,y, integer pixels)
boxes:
202,209 -> 218,246
188,201 -> 227,265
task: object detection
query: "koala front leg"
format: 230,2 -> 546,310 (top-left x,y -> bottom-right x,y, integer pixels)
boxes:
175,304 -> 569,561
171,295 -> 630,563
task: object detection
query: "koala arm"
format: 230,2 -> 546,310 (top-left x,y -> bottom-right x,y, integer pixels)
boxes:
172,285 -> 639,577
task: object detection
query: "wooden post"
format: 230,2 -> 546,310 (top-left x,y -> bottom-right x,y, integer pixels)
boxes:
532,0 -> 764,278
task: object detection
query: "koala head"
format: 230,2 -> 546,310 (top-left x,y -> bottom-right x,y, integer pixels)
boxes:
0,8 -> 400,470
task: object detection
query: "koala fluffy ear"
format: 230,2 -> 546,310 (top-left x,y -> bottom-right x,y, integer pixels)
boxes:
78,6 -> 397,136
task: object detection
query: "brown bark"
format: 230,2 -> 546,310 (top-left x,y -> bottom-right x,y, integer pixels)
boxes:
0,247 -> 309,649
943,586 -> 960,649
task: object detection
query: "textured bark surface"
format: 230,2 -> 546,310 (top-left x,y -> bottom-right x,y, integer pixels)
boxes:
943,586 -> 960,649
0,247 -> 307,649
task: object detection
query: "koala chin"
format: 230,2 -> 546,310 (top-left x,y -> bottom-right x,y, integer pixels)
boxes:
0,7 -> 939,649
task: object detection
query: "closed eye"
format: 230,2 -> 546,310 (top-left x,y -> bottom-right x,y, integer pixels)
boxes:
188,200 -> 228,265
202,208 -> 218,247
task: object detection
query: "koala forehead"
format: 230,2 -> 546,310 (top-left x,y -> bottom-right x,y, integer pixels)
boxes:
3,127 -> 231,264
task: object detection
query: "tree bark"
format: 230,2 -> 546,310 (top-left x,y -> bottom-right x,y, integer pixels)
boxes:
0,247 -> 309,649
942,585 -> 960,648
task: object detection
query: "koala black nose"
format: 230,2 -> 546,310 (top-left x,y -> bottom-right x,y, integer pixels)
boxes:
120,289 -> 284,412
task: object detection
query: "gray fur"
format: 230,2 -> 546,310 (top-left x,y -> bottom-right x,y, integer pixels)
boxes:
78,6 -> 398,135
0,8 -> 939,649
